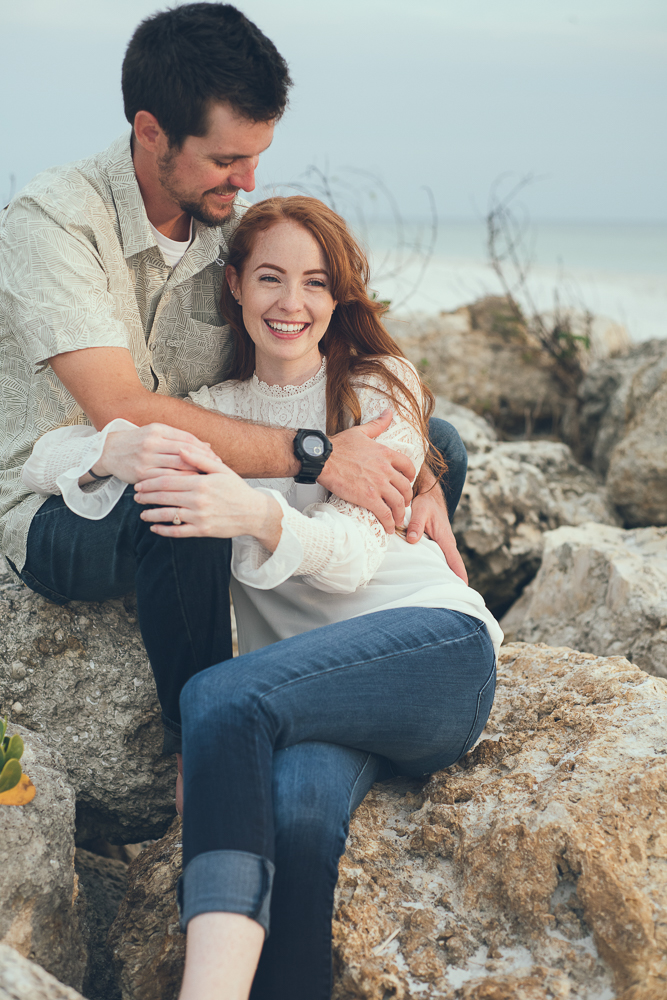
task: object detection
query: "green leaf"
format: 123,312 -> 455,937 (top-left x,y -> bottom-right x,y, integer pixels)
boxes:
0,718 -> 6,745
4,735 -> 23,762
0,758 -> 21,794
0,748 -> 5,772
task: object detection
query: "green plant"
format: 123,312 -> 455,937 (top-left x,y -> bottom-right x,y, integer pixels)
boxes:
0,718 -> 24,793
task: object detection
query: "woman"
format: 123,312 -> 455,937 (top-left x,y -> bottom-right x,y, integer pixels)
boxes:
24,197 -> 502,1000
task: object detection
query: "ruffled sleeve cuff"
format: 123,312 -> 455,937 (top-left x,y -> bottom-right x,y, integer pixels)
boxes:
54,418 -> 138,520
231,489 -> 304,590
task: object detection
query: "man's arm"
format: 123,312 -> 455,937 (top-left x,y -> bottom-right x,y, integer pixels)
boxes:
49,346 -> 414,533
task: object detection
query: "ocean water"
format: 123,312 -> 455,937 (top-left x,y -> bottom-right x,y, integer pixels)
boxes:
357,220 -> 666,342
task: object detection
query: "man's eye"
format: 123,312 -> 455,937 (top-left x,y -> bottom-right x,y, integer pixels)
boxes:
216,161 -> 233,168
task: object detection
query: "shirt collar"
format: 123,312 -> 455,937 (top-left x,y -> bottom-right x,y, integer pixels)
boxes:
101,130 -> 239,271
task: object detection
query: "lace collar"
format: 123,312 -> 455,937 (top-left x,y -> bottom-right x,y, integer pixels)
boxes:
251,357 -> 326,398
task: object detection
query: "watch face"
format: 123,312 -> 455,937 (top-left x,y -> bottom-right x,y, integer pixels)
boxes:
302,434 -> 325,458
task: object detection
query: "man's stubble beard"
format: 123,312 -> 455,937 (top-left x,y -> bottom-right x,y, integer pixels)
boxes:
157,147 -> 237,227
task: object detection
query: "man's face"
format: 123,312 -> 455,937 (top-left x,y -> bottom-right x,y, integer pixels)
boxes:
157,102 -> 274,226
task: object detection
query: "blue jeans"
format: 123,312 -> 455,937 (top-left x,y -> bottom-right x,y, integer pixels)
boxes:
179,607 -> 496,1000
12,417 -> 467,753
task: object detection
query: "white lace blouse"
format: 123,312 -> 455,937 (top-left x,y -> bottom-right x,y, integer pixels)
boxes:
21,357 -> 503,656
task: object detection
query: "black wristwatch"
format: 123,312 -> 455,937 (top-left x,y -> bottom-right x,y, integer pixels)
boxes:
293,428 -> 332,484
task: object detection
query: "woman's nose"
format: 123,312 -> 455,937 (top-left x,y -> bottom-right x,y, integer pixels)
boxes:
278,285 -> 304,313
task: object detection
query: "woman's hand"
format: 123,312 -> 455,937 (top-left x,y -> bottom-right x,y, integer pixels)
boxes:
134,446 -> 284,551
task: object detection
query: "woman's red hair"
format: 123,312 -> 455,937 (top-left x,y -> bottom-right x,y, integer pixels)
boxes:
220,196 -> 444,484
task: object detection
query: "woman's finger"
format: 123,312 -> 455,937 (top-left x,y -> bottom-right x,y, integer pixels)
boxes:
140,506 -> 192,523
148,522 -> 202,537
135,489 -> 201,507
177,445 -> 228,475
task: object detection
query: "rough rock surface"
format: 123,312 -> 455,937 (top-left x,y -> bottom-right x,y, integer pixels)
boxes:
105,644 -> 667,1000
0,945 -> 86,1000
453,441 -> 620,614
75,849 -> 128,1000
0,558 -> 175,843
501,523 -> 667,678
606,378 -> 667,527
576,338 -> 667,476
107,818 -> 184,1000
0,726 -> 87,990
432,398 -> 498,455
333,643 -> 667,1000
386,299 -> 571,440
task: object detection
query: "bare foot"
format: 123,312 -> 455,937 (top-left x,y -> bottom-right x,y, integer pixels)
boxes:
176,752 -> 183,817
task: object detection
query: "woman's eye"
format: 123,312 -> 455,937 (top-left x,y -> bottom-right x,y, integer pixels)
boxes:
307,279 -> 326,288
259,274 -> 280,283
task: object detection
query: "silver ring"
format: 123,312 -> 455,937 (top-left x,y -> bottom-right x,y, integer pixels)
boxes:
172,511 -> 182,525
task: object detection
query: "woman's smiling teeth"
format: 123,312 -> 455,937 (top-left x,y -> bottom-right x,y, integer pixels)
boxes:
265,320 -> 309,334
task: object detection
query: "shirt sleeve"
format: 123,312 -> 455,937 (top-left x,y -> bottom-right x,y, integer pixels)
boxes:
232,357 -> 428,594
21,419 -> 138,519
0,196 -> 133,368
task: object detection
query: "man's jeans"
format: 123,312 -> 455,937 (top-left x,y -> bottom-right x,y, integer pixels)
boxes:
179,607 -> 496,1000
13,417 -> 467,751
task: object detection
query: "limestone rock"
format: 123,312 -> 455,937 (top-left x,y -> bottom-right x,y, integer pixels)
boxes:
501,523 -> 667,677
103,644 -> 667,1000
0,944 -> 86,1000
333,643 -> 667,1000
575,338 -> 667,476
454,441 -> 620,614
107,818 -> 184,1000
0,558 -> 175,844
75,849 -> 128,1000
386,298 -> 571,440
606,378 -> 667,527
432,398 -> 497,455
0,726 -> 87,990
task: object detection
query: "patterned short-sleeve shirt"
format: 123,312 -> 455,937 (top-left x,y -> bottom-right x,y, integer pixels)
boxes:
0,132 -> 243,571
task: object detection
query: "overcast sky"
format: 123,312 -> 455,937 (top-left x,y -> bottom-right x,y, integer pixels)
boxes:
2,0 -> 666,221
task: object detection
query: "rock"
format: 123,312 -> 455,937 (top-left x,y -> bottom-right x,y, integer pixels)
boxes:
501,523 -> 667,678
454,441 -> 620,615
575,338 -> 667,476
0,726 -> 87,990
386,298 -> 573,440
103,644 -> 667,1000
432,398 -> 497,455
107,818 -> 184,1000
75,850 -> 128,1000
606,378 -> 667,527
0,944 -> 86,1000
333,643 -> 667,1000
0,559 -> 175,844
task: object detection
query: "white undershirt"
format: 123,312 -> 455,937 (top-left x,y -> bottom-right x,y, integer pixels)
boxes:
148,219 -> 193,268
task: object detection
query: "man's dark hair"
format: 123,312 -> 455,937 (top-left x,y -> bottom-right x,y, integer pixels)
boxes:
122,3 -> 292,147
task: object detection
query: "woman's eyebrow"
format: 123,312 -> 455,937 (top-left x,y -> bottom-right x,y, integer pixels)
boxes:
253,262 -> 286,272
252,264 -> 329,275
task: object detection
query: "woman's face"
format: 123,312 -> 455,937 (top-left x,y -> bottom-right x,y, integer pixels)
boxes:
226,220 -> 337,374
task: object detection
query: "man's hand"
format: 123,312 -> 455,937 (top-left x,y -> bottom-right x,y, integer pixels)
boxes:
92,424 -> 219,484
407,468 -> 469,584
320,410 -> 415,535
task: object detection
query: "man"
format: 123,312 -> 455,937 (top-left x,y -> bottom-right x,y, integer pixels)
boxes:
0,3 -> 467,760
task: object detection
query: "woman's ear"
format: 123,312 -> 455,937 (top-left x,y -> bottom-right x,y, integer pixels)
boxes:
226,266 -> 241,304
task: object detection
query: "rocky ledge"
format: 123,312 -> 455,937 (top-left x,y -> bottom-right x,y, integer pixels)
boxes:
106,642 -> 667,1000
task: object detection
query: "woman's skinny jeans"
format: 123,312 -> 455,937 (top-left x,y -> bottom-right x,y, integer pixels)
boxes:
179,607 -> 496,1000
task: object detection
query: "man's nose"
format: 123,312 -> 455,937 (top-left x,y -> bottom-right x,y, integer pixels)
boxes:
230,156 -> 259,193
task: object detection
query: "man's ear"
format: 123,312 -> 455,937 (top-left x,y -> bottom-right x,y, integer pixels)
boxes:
226,266 -> 242,304
133,111 -> 167,155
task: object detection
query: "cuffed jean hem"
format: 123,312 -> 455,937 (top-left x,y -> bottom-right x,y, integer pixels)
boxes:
177,850 -> 276,936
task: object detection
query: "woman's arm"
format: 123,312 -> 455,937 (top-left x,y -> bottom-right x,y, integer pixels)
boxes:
136,358 -> 429,594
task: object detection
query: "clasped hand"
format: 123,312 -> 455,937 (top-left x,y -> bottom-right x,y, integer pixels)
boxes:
134,447 -> 284,551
